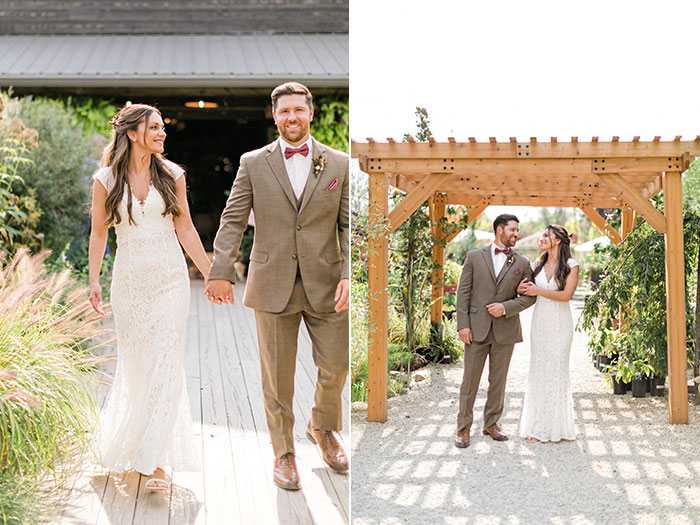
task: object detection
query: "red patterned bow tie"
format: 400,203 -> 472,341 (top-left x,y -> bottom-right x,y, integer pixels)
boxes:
284,144 -> 309,159
494,247 -> 509,255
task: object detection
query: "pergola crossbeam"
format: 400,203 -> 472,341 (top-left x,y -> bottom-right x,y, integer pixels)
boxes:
386,173 -> 450,233
579,205 -> 624,245
596,173 -> 667,233
445,197 -> 490,243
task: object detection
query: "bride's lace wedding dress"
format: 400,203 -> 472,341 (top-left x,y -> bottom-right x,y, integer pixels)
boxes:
94,161 -> 200,474
518,258 -> 578,442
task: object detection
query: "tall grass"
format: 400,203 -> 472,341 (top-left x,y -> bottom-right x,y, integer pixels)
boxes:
0,248 -> 107,523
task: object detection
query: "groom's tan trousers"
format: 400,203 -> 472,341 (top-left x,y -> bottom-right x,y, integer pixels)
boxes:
254,276 -> 349,458
457,327 -> 515,432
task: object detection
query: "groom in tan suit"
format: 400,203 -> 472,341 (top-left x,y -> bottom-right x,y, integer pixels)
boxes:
205,82 -> 349,490
454,214 -> 535,448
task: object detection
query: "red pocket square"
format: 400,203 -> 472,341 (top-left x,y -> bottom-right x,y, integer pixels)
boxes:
326,178 -> 338,191
515,268 -> 521,275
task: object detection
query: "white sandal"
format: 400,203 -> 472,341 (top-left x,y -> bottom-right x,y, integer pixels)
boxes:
144,477 -> 169,491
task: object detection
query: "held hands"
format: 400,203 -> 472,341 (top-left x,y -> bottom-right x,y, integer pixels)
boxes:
204,279 -> 234,305
334,278 -> 350,312
89,282 -> 105,316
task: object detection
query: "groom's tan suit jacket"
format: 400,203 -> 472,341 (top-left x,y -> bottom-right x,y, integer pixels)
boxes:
456,246 -> 536,344
208,137 -> 349,313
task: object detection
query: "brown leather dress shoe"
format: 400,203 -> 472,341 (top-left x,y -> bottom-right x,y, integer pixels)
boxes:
306,421 -> 349,473
454,428 -> 470,448
273,453 -> 301,490
482,424 -> 509,441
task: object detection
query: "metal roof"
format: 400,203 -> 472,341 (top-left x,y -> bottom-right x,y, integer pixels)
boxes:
0,34 -> 348,88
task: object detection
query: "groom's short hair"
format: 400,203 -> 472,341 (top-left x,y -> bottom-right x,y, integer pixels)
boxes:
271,82 -> 313,111
493,214 -> 519,233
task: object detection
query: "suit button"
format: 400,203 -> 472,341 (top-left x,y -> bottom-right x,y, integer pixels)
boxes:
296,225 -> 301,231
292,254 -> 297,260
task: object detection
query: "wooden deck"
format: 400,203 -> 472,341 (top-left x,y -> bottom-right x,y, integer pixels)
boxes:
54,280 -> 349,525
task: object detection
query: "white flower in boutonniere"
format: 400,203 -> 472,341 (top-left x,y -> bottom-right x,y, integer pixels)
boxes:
506,254 -> 516,266
313,155 -> 328,178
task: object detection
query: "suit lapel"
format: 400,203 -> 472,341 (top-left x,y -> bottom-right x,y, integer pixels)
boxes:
495,258 -> 510,286
481,247 -> 497,283
264,140 -> 297,209
495,249 -> 519,286
298,138 -> 325,214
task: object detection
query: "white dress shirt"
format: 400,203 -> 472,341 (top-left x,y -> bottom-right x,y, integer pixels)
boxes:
279,136 -> 313,200
491,243 -> 509,276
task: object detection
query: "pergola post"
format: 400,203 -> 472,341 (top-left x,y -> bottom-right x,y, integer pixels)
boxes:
367,171 -> 389,422
662,171 -> 688,424
430,193 -> 447,346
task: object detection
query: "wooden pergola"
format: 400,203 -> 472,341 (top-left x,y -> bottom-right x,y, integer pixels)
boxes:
352,136 -> 700,425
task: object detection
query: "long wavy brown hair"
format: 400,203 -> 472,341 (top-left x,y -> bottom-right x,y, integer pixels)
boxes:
532,224 -> 572,291
100,104 -> 182,225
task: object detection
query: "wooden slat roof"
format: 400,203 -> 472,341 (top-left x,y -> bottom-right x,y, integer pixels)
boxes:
352,137 -> 700,208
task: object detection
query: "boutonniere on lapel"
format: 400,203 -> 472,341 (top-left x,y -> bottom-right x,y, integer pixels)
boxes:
506,254 -> 516,267
313,155 -> 328,178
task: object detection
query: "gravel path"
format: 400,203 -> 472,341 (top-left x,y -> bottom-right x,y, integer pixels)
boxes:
351,299 -> 700,524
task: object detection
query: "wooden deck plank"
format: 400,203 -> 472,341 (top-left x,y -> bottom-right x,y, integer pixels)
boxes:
197,293 -> 244,524
94,471 -> 140,525
169,294 -> 206,524
209,284 -> 275,524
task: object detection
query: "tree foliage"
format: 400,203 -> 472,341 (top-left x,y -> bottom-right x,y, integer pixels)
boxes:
4,95 -> 95,257
310,96 -> 348,152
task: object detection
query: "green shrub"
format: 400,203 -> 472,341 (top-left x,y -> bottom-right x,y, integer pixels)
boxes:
0,99 -> 42,253
310,96 -> 348,152
3,94 -> 96,257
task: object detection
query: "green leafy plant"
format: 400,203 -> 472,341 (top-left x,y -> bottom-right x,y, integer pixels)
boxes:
580,210 -> 699,378
2,93 -> 96,257
310,96 -> 348,152
0,99 -> 42,253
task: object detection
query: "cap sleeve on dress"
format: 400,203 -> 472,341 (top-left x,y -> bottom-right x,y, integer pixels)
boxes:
163,159 -> 185,180
92,167 -> 114,192
567,258 -> 580,268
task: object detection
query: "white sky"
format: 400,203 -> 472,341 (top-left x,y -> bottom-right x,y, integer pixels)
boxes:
349,0 -> 700,220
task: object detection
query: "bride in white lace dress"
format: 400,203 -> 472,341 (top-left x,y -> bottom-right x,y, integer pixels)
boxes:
517,225 -> 580,443
88,104 -> 211,489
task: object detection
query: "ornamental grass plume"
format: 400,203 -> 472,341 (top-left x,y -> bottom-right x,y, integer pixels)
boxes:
0,248 -> 109,478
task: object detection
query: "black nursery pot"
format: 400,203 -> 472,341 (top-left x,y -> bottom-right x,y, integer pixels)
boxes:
631,377 -> 647,397
611,376 -> 627,395
650,375 -> 666,396
598,355 -> 611,371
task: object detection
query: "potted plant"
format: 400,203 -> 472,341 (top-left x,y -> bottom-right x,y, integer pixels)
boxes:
630,358 -> 654,398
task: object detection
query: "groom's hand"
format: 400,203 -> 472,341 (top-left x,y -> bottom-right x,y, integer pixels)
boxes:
486,302 -> 505,317
334,278 -> 350,312
205,279 -> 234,305
458,328 -> 472,345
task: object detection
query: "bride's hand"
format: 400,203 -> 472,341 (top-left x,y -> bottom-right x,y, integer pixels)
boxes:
517,278 -> 530,295
520,282 -> 538,296
89,282 -> 105,316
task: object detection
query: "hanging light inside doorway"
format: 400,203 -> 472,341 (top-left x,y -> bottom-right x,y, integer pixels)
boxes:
184,100 -> 218,109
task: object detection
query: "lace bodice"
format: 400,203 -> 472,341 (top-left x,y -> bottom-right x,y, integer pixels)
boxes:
531,258 -> 579,291
93,160 -> 184,238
